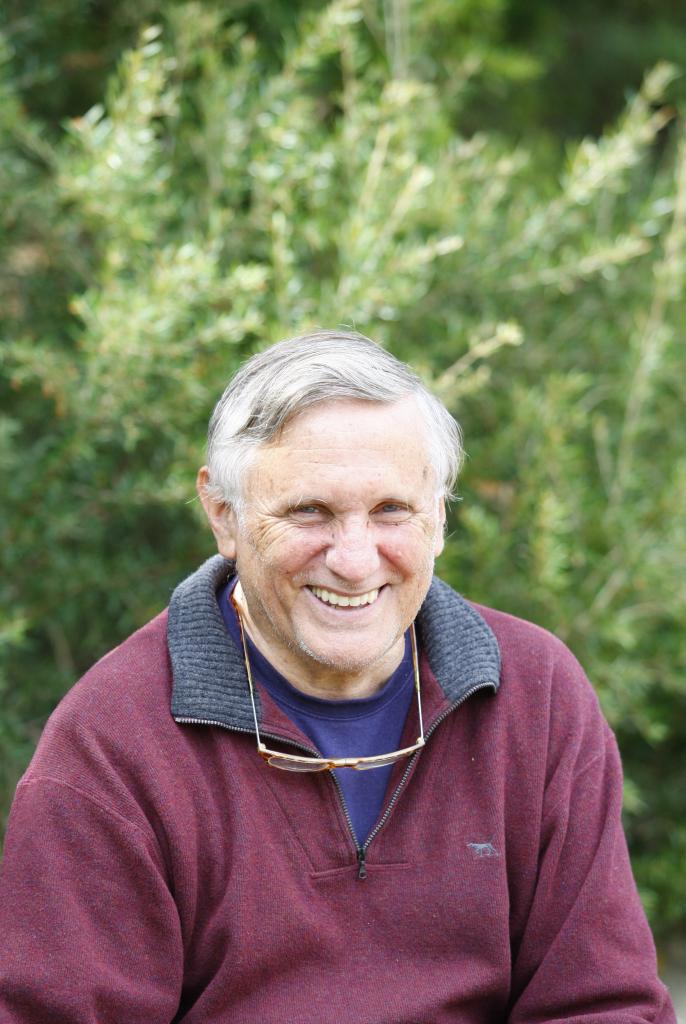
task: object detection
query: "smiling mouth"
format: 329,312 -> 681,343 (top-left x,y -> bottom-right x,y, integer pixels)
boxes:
308,585 -> 381,608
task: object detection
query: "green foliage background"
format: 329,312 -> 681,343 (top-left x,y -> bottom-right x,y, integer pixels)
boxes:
2,0 -> 685,940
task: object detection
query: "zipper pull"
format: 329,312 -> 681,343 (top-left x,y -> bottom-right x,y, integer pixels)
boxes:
357,847 -> 368,880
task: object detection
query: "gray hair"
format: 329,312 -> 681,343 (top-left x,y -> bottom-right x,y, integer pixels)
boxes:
205,330 -> 462,506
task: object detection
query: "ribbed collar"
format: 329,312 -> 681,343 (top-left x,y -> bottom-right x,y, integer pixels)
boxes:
168,555 -> 501,731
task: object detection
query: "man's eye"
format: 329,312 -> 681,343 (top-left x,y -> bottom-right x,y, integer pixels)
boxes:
373,504 -> 412,522
289,505 -> 328,523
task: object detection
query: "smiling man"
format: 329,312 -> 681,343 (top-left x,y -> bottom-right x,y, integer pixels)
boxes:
198,397 -> 444,698
0,331 -> 675,1023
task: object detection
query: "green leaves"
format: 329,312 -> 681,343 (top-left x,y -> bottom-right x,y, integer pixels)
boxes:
2,1 -> 685,938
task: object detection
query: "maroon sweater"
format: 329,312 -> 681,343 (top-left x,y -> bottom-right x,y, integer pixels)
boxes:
0,557 -> 675,1023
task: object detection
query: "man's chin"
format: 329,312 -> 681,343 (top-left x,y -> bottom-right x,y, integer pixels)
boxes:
294,632 -> 403,678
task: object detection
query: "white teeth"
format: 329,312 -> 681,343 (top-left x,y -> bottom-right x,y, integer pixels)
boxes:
309,586 -> 380,608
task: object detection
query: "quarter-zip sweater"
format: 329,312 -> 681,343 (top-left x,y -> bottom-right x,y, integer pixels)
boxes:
0,556 -> 674,1023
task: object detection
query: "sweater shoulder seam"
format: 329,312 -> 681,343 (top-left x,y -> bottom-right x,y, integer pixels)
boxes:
16,774 -> 159,847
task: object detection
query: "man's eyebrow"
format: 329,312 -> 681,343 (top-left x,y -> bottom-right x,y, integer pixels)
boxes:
282,495 -> 327,510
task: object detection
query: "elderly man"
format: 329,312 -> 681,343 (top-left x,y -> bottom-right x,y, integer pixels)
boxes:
0,331 -> 675,1022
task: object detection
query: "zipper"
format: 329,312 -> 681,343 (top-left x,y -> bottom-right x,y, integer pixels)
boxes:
176,713 -> 396,881
173,717 -> 322,758
177,680 -> 495,883
351,681 -> 495,880
176,714 -> 371,876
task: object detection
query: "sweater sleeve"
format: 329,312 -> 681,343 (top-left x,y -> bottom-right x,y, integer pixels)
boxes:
507,675 -> 675,1022
0,776 -> 184,1023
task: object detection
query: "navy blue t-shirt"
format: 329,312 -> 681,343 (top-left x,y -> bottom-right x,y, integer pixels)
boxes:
217,580 -> 415,844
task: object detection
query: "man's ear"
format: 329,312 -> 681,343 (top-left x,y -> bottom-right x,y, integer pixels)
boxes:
196,466 -> 239,560
433,497 -> 446,558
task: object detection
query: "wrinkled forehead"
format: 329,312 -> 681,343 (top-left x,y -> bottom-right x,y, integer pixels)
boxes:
242,397 -> 438,500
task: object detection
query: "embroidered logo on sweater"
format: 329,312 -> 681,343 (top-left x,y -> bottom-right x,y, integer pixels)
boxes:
467,841 -> 499,859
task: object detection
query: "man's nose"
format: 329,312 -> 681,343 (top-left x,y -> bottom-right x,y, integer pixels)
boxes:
324,517 -> 381,582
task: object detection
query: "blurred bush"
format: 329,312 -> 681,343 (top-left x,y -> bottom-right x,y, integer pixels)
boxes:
1,0 -> 685,938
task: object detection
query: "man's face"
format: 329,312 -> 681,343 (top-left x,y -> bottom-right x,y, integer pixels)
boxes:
202,398 -> 445,696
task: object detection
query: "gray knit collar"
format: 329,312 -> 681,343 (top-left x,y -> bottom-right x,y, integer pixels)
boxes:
168,555 -> 501,731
